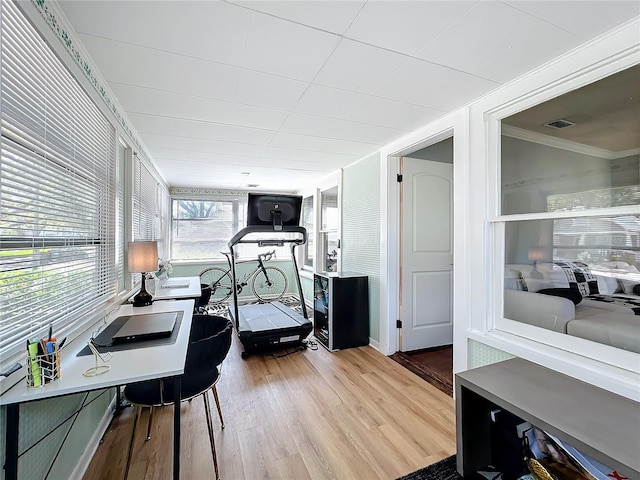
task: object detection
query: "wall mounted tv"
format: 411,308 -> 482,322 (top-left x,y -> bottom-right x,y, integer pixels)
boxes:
246,193 -> 303,230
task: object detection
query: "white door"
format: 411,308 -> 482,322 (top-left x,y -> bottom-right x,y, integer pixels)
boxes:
400,157 -> 453,352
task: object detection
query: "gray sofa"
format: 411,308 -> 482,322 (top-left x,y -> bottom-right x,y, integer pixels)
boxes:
504,261 -> 640,353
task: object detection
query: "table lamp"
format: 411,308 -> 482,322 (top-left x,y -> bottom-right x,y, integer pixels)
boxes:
128,241 -> 158,307
528,246 -> 547,279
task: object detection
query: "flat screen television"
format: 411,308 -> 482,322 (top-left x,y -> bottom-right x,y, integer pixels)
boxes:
246,193 -> 302,230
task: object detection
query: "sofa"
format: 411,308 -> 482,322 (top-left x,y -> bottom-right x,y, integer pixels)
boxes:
504,261 -> 640,353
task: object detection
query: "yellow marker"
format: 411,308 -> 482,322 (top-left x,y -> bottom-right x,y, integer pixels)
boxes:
28,342 -> 41,387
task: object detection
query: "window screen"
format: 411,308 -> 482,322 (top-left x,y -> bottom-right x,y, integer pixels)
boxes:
0,1 -> 117,359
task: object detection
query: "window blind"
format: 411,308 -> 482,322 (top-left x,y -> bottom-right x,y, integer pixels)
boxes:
0,1 -> 117,359
132,155 -> 157,242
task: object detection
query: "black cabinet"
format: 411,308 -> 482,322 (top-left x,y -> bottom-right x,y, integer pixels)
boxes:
313,272 -> 369,351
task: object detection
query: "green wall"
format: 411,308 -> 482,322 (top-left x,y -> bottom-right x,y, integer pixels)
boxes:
341,152 -> 382,341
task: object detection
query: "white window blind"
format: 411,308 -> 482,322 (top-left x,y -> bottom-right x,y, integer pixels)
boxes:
1,1 -> 117,359
132,154 -> 157,242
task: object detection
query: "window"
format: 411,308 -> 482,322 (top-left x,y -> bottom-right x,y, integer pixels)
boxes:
301,195 -> 314,269
320,186 -> 339,272
498,66 -> 640,359
171,195 -> 302,261
0,1 -> 117,360
172,198 -> 244,260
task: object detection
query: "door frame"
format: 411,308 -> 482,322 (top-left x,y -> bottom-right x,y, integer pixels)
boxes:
378,109 -> 470,376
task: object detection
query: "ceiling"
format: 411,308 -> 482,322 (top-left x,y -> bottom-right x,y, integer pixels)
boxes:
503,64 -> 640,153
57,0 -> 640,192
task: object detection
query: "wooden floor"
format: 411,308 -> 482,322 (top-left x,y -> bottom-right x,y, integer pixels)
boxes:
389,346 -> 453,397
83,336 -> 456,480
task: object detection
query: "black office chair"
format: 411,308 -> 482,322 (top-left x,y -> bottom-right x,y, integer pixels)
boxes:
194,283 -> 213,313
122,315 -> 233,480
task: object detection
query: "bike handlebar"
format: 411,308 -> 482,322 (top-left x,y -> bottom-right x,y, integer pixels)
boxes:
258,250 -> 276,262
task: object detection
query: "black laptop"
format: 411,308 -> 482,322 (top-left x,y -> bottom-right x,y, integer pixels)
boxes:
111,312 -> 178,345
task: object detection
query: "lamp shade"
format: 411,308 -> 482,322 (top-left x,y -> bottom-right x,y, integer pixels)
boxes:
528,246 -> 547,263
128,241 -> 158,273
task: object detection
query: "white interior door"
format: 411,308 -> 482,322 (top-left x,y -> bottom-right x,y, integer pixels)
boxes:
400,157 -> 453,352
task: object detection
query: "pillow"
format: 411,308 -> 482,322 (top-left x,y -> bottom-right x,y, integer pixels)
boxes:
555,261 -> 599,297
595,274 -> 622,295
616,264 -> 640,294
537,288 -> 583,305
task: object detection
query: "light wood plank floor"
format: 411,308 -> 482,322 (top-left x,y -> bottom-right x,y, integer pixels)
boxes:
83,336 -> 456,480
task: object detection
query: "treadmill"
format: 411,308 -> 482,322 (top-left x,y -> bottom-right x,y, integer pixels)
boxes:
227,193 -> 312,358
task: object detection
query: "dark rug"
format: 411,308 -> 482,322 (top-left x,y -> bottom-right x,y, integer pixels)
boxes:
397,455 -> 461,480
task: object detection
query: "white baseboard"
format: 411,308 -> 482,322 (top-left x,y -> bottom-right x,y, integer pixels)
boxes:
69,394 -> 117,480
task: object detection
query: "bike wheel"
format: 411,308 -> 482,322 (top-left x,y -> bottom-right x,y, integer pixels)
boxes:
199,266 -> 233,304
251,266 -> 288,302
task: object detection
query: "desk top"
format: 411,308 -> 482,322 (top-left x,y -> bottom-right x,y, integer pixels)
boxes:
0,300 -> 194,405
152,276 -> 201,300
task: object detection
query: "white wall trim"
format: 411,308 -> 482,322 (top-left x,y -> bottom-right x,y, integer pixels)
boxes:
378,110 -> 465,357
462,18 -> 640,387
467,330 -> 640,402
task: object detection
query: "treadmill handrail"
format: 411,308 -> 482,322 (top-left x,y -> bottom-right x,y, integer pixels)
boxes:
228,225 -> 307,249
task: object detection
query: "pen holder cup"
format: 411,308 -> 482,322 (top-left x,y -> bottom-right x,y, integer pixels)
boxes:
26,350 -> 61,387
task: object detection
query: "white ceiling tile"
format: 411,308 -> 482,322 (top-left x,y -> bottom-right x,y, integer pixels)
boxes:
374,59 -> 500,111
56,1 -> 639,192
110,84 -> 288,131
248,1 -> 366,35
270,132 -> 377,157
345,96 -> 445,131
280,113 -> 406,145
344,1 -> 477,56
157,161 -> 321,190
241,11 -> 341,81
128,113 -> 275,146
234,69 -> 308,110
416,2 -> 582,83
77,34 -> 240,99
294,84 -> 365,118
504,1 -> 640,39
59,1 -> 252,65
314,39 -> 408,94
152,149 -> 329,172
145,135 -> 356,165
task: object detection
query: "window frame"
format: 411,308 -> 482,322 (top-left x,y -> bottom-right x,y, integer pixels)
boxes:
300,194 -> 315,271
318,184 -> 340,273
486,66 -> 640,375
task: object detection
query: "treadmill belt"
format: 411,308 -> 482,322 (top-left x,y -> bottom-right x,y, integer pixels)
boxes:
233,301 -> 312,356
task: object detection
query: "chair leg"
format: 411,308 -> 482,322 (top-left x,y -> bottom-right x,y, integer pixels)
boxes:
203,392 -> 220,480
123,406 -> 141,480
145,406 -> 153,441
212,385 -> 225,429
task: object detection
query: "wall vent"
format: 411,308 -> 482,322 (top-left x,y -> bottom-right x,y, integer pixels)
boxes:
544,119 -> 575,129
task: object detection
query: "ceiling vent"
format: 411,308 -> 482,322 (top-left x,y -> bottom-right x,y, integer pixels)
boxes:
544,118 -> 575,129
246,183 -> 259,188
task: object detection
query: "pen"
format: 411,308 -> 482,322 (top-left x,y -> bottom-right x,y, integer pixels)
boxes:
48,324 -> 53,342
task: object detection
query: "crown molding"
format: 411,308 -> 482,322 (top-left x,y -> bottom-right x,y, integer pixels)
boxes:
502,125 -> 639,160
169,188 -> 251,199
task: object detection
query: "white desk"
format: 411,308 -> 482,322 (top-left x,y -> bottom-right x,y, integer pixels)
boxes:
1,299 -> 194,480
152,275 -> 201,301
